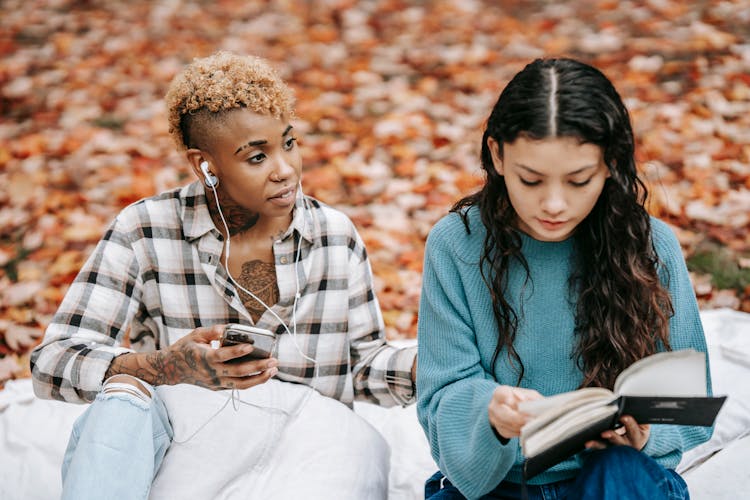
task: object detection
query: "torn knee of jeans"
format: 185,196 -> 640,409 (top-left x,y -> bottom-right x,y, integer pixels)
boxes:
101,375 -> 153,403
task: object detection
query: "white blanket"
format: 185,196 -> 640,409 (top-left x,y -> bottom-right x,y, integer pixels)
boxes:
151,381 -> 390,500
1,308 -> 749,499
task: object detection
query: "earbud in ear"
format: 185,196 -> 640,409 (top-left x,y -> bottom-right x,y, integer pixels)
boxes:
200,161 -> 219,188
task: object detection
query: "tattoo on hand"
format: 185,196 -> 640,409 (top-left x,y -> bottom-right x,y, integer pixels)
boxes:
111,347 -> 222,389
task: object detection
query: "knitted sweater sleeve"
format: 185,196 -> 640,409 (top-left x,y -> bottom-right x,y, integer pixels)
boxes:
416,220 -> 516,499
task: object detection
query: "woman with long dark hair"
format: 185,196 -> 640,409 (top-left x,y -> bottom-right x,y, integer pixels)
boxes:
416,58 -> 712,499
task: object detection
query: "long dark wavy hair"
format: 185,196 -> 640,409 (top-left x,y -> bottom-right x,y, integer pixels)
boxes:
453,58 -> 674,389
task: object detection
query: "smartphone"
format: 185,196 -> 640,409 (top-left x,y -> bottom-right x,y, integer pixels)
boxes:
220,324 -> 277,363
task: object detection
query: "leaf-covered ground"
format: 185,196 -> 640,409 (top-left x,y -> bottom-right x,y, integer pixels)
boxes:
1,0 -> 749,383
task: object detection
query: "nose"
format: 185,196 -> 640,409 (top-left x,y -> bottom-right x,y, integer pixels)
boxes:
270,153 -> 296,182
541,185 -> 567,216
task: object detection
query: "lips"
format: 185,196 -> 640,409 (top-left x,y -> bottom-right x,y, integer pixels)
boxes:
269,186 -> 295,200
538,218 -> 567,229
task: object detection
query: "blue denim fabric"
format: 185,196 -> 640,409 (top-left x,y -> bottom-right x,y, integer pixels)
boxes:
426,446 -> 689,500
61,381 -> 172,500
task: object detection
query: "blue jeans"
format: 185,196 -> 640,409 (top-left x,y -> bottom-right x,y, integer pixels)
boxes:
61,379 -> 173,500
426,446 -> 689,499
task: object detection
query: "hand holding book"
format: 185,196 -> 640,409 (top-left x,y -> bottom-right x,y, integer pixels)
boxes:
517,350 -> 727,480
586,414 -> 650,452
488,385 -> 544,441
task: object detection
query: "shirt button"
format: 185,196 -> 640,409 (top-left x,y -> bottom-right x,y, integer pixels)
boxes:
280,257 -> 288,264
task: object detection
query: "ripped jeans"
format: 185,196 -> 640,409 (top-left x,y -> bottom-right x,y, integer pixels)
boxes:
61,378 -> 172,500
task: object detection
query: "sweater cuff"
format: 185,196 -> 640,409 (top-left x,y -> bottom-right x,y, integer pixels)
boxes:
491,426 -> 510,445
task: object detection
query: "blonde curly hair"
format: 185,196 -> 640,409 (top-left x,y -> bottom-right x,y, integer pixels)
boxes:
166,51 -> 295,151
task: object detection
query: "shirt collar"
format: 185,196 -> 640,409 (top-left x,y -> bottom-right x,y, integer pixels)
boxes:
287,188 -> 314,244
180,181 -> 313,244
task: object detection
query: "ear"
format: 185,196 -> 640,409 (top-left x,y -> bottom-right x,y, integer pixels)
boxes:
186,148 -> 213,181
605,158 -> 613,178
487,137 -> 504,175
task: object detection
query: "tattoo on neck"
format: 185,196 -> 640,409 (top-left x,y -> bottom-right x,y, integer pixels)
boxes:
206,187 -> 260,236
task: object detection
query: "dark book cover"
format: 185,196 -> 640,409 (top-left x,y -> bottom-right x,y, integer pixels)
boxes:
618,395 -> 727,426
522,410 -> 617,480
522,395 -> 727,480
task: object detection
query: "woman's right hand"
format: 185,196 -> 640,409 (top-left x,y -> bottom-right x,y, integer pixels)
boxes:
488,385 -> 542,440
107,325 -> 278,391
162,325 -> 279,390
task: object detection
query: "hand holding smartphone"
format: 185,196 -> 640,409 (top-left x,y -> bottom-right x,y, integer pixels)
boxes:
220,324 -> 277,364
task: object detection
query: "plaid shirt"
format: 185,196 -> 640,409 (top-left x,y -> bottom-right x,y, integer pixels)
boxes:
31,181 -> 416,406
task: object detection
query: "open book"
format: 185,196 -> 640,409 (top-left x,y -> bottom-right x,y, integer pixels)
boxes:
518,349 -> 726,479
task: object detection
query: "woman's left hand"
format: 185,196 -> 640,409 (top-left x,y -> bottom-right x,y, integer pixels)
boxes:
585,415 -> 650,451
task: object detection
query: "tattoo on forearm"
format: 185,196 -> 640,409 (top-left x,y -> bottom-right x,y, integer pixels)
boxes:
107,347 -> 221,388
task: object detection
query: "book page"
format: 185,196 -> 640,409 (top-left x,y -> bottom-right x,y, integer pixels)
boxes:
519,387 -> 614,437
519,387 -> 614,417
614,349 -> 706,397
522,401 -> 618,458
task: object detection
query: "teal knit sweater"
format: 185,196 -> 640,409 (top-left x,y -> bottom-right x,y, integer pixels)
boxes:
416,207 -> 713,499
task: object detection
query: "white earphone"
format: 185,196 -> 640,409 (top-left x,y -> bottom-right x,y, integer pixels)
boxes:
200,160 -> 219,187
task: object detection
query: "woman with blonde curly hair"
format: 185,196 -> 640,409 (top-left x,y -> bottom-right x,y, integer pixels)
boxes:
31,52 -> 416,499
